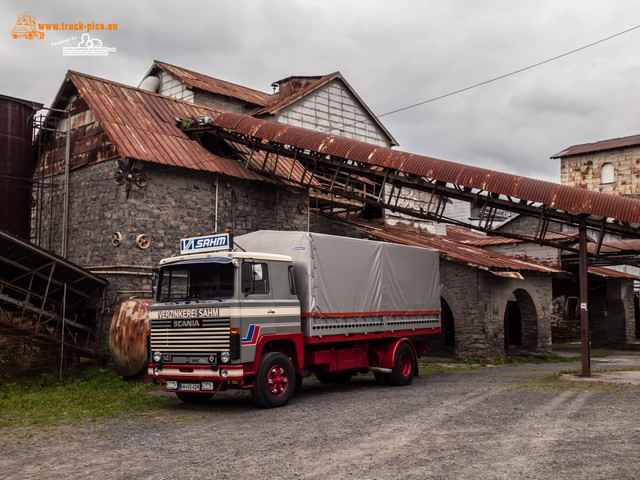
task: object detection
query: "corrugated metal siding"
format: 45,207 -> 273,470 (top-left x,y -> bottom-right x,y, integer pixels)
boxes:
208,112 -> 640,225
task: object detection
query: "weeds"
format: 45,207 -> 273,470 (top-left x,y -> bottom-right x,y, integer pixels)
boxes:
0,366 -> 176,427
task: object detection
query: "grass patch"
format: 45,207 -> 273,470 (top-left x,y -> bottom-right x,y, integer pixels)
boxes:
418,361 -> 488,375
0,367 -> 177,427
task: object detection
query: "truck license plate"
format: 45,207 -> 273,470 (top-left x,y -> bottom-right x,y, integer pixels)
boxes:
179,383 -> 200,391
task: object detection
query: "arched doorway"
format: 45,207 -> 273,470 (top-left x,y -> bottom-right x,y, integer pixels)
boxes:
427,297 -> 455,357
441,297 -> 455,350
504,289 -> 538,355
504,299 -> 522,351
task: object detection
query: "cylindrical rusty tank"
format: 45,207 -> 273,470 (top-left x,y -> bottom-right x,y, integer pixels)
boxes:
109,298 -> 154,378
0,94 -> 41,239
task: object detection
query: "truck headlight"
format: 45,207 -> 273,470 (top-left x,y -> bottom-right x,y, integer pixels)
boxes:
153,351 -> 162,363
219,368 -> 229,378
153,367 -> 160,377
220,351 -> 230,363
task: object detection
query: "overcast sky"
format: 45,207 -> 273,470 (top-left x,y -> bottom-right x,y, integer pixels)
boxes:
3,0 -> 640,183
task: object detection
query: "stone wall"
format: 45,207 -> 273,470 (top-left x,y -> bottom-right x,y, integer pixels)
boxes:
589,278 -> 636,348
440,262 -> 553,358
559,146 -> 640,195
32,159 -> 309,346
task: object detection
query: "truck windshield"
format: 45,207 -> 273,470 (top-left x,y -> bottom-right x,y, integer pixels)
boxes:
157,262 -> 235,302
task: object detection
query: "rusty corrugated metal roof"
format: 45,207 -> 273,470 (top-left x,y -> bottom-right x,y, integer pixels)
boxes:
552,133 -> 640,158
369,229 -> 566,274
153,60 -> 272,107
254,72 -> 340,115
67,71 -> 265,181
205,112 -> 640,225
450,227 -> 582,246
587,266 -> 640,280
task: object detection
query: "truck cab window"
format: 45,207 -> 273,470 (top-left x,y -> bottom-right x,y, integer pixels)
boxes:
242,262 -> 269,295
157,262 -> 234,301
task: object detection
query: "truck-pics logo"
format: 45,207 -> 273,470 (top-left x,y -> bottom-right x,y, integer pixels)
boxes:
11,11 -> 118,56
11,12 -> 44,39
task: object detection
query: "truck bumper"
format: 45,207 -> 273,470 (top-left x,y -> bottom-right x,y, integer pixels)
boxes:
148,364 -> 244,381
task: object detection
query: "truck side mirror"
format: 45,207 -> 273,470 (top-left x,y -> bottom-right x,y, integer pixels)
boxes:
151,267 -> 159,300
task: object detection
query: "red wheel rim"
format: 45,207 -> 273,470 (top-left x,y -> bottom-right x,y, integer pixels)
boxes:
399,351 -> 412,377
267,364 -> 289,397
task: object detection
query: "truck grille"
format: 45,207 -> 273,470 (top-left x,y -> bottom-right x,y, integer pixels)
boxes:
150,318 -> 230,353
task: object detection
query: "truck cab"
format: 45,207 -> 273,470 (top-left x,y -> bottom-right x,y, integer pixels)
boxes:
148,234 -> 303,407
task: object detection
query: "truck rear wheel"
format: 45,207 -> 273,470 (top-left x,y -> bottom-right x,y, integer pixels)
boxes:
252,352 -> 295,408
387,342 -> 417,386
175,392 -> 214,403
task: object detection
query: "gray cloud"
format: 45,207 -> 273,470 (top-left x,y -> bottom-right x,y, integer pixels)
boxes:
3,0 -> 640,184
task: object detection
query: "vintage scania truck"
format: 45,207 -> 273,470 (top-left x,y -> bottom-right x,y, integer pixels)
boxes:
148,231 -> 441,407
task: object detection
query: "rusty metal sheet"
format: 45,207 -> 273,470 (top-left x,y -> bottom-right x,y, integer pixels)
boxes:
154,61 -> 272,107
552,133 -> 640,158
67,72 -> 262,181
369,228 -> 566,274
255,72 -> 340,115
109,298 -> 154,378
587,266 -> 640,279
207,110 -> 640,223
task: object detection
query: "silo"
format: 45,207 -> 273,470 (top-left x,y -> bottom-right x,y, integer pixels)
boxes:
0,94 -> 42,239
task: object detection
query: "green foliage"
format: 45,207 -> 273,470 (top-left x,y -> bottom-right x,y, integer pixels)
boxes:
0,367 -> 176,427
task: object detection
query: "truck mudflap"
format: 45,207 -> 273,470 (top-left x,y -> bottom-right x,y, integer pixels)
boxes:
148,364 -> 244,382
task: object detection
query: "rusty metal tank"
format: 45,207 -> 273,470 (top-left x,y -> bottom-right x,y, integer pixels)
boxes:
109,298 -> 154,378
0,94 -> 41,239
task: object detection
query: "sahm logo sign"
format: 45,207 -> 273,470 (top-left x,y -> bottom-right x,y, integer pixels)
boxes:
180,233 -> 230,255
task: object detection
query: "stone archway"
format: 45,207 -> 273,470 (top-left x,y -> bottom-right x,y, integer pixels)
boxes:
506,288 -> 539,354
425,295 -> 456,357
440,297 -> 455,350
504,300 -> 522,351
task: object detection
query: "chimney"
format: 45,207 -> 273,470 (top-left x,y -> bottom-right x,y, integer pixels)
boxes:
272,76 -> 322,101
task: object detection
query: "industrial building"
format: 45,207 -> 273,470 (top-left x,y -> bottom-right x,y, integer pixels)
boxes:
1,63 -> 639,377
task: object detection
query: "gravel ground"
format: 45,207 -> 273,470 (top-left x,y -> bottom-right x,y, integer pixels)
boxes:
2,351 -> 640,480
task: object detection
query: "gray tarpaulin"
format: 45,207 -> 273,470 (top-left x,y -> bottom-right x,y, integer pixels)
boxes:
235,231 -> 440,316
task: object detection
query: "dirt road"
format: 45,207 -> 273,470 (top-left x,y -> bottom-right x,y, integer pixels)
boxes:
3,353 -> 640,479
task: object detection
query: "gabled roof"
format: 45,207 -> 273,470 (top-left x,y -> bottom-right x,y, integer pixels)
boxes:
551,133 -> 640,158
147,61 -> 398,146
151,60 -> 273,107
255,71 -> 399,146
51,71 -> 265,181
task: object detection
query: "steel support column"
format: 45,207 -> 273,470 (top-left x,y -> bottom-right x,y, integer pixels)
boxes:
579,217 -> 591,377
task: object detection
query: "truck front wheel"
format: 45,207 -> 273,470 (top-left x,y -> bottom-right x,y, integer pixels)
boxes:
387,342 -> 417,386
252,352 -> 295,408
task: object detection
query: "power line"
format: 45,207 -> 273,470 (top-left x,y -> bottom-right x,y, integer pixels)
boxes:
376,23 -> 640,119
